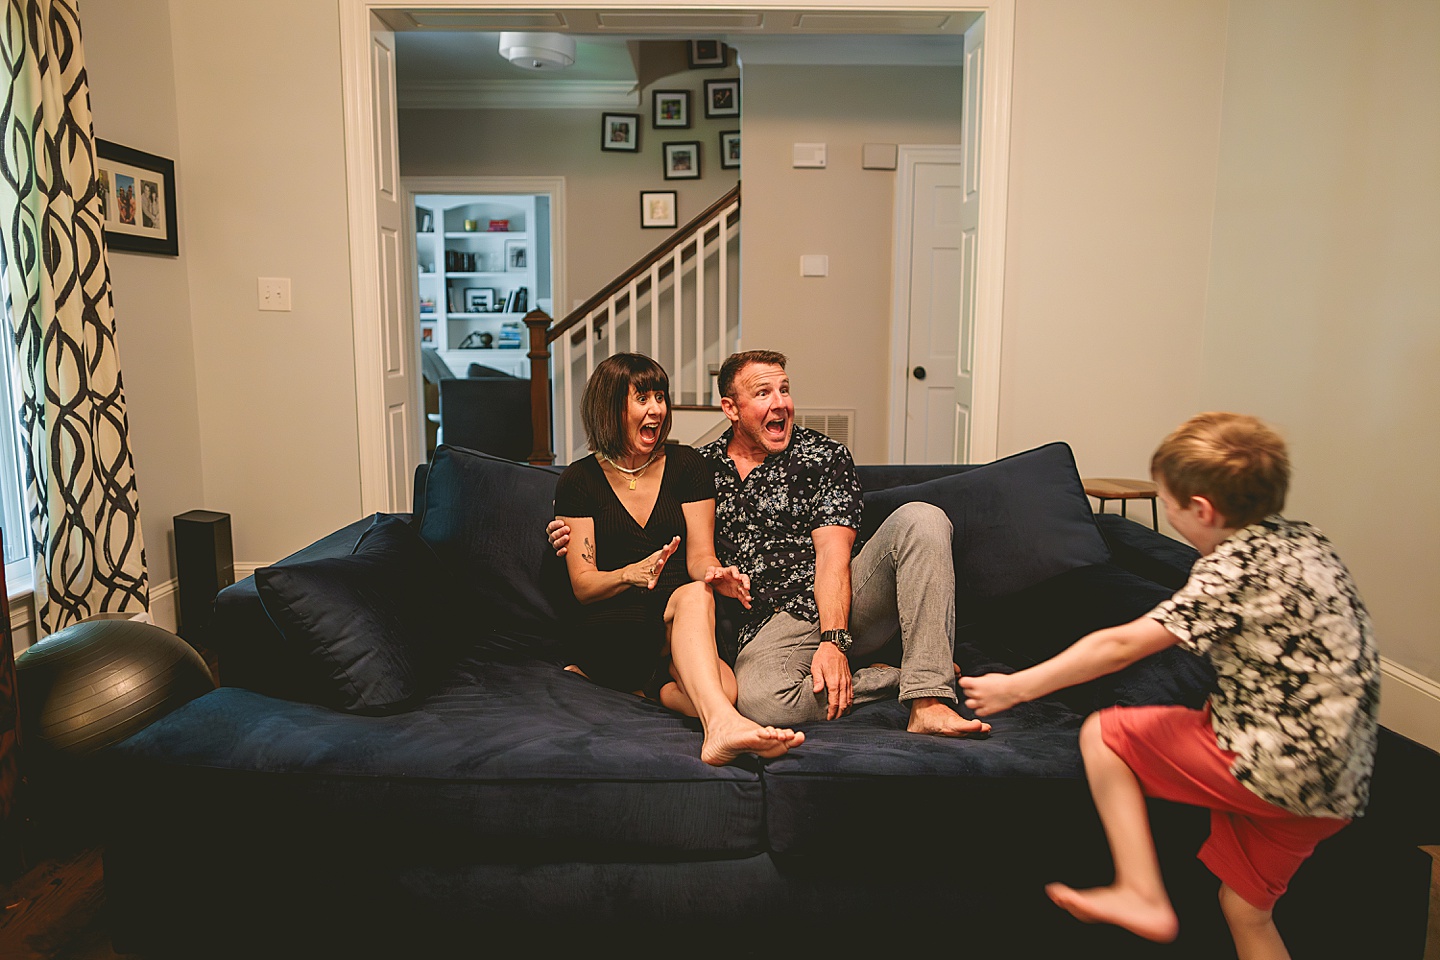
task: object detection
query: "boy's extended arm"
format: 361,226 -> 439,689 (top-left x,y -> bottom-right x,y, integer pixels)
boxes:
960,616 -> 1180,716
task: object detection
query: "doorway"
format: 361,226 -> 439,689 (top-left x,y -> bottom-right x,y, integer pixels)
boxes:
340,2 -> 1015,513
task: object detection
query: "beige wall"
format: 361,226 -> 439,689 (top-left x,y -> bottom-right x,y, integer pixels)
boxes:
83,0 -> 203,594
738,64 -> 963,463
399,68 -> 741,307
1201,1 -> 1440,681
1000,0 -> 1228,474
162,0 -> 364,564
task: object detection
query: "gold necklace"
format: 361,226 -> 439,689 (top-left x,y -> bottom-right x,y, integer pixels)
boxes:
602,452 -> 658,490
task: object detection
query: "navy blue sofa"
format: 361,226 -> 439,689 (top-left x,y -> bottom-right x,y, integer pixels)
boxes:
101,443 -> 1438,959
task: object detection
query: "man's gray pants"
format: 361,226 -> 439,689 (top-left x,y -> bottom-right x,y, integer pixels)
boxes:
734,501 -> 958,727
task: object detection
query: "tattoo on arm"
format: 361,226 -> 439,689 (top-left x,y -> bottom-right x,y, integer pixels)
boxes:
581,537 -> 596,566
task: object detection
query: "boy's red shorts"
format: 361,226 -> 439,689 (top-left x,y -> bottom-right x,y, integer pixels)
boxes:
1098,703 -> 1349,910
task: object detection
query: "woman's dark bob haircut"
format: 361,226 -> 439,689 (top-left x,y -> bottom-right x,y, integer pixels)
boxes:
581,353 -> 673,460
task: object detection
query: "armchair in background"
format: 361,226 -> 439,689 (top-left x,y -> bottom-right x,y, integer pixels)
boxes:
439,373 -> 533,463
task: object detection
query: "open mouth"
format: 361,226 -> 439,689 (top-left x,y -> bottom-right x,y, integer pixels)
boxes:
764,416 -> 789,439
638,423 -> 660,444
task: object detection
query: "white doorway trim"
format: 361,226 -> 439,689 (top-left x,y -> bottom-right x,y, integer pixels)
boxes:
341,1 -> 1013,512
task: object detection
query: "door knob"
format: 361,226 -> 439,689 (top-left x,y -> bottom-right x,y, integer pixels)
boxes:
912,366 -> 927,380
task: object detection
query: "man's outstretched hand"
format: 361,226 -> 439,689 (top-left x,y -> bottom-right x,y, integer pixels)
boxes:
546,518 -> 571,557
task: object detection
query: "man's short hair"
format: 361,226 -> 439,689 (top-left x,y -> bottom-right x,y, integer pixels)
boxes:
717,349 -> 788,400
581,353 -> 673,460
1150,412 -> 1290,528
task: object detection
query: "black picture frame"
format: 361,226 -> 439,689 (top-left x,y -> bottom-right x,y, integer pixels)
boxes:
95,139 -> 178,256
687,40 -> 727,69
663,141 -> 702,180
652,90 -> 691,129
640,190 -> 677,229
601,112 -> 639,152
703,79 -> 740,119
719,130 -> 740,169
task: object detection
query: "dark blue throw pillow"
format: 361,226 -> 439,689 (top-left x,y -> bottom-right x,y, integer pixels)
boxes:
254,514 -> 442,715
861,442 -> 1110,600
416,445 -> 577,658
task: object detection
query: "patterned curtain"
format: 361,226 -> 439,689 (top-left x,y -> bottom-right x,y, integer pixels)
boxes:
0,0 -> 149,633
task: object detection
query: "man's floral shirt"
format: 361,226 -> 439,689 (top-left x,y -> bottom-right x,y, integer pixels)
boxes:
698,426 -> 863,649
1149,517 -> 1379,819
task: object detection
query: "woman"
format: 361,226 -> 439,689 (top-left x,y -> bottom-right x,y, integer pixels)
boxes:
554,353 -> 803,765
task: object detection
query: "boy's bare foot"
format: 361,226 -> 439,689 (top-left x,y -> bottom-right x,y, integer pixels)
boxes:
1045,883 -> 1179,943
701,718 -> 805,766
907,697 -> 991,737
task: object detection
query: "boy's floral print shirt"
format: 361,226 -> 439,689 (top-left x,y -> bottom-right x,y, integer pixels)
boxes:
1150,516 -> 1379,819
698,426 -> 864,649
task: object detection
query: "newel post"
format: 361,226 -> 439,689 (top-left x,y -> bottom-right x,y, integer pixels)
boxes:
524,310 -> 555,466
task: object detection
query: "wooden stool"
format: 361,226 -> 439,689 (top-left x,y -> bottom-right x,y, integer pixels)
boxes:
1083,478 -> 1159,530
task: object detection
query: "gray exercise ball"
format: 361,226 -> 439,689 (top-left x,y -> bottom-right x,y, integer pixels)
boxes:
15,617 -> 216,757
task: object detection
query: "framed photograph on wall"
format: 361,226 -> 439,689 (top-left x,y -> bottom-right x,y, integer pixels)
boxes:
719,130 -> 740,169
662,141 -> 701,180
505,239 -> 528,271
652,90 -> 691,129
465,288 -> 495,313
703,79 -> 740,119
601,112 -> 639,152
687,40 -> 727,69
96,139 -> 178,256
640,191 -> 677,229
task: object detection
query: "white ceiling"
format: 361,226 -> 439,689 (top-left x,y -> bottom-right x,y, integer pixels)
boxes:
389,7 -> 975,93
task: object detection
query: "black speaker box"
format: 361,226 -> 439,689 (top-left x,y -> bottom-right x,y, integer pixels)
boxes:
174,510 -> 233,652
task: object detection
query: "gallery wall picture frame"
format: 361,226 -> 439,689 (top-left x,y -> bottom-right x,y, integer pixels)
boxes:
703,79 -> 740,119
687,40 -> 727,69
505,239 -> 528,271
662,141 -> 702,180
640,191 -> 677,229
652,90 -> 691,129
95,139 -> 178,256
719,130 -> 740,169
601,112 -> 639,152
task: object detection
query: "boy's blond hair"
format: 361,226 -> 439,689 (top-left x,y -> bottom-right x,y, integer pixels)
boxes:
1150,412 -> 1290,528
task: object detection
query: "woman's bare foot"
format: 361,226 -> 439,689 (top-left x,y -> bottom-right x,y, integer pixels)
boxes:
700,718 -> 805,766
1045,883 -> 1179,943
906,697 -> 991,736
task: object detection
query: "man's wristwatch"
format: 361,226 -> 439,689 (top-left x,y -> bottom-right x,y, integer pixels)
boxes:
820,629 -> 853,653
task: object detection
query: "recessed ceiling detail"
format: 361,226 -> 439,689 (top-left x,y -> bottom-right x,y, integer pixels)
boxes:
793,13 -> 952,31
383,10 -> 570,30
595,12 -> 765,31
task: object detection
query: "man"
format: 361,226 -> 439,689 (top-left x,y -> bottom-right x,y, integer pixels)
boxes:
551,349 -> 988,736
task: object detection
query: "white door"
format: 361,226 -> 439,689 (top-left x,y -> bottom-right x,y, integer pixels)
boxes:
370,20 -> 423,509
899,148 -> 968,463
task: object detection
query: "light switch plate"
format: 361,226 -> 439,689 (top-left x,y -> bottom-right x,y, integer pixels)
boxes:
800,254 -> 828,277
792,143 -> 827,168
258,277 -> 292,312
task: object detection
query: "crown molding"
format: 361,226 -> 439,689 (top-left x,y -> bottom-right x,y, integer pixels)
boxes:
399,79 -> 639,110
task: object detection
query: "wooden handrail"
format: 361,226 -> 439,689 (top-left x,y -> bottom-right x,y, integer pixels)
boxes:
548,182 -> 740,344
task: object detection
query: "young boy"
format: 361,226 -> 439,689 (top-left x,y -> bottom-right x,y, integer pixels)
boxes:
960,412 -> 1379,960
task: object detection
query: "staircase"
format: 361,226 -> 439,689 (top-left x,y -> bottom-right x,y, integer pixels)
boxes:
522,183 -> 741,465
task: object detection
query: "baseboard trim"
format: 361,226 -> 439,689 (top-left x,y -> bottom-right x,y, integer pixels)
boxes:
1380,656 -> 1440,754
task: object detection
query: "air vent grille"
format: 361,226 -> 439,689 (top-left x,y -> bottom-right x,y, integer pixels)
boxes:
795,409 -> 854,448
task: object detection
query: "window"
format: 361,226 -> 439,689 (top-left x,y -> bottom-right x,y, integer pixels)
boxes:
0,245 -> 32,593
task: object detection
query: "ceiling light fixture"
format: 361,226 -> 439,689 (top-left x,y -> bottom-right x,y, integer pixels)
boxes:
498,32 -> 577,71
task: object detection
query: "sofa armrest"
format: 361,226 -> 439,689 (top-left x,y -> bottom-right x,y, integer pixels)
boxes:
1094,514 -> 1198,591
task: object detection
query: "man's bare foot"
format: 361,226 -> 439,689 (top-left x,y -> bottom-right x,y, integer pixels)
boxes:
701,718 -> 805,766
1045,883 -> 1179,943
906,697 -> 991,737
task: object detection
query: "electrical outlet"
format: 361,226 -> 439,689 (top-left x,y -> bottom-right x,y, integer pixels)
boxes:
258,277 -> 292,312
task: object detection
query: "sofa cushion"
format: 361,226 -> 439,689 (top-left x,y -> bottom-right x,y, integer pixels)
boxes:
111,657 -> 766,861
860,442 -> 1110,600
416,445 -> 576,659
254,514 -> 442,714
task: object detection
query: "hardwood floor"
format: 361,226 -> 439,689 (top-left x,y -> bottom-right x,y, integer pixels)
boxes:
0,845 -> 134,960
4,844 -> 1440,959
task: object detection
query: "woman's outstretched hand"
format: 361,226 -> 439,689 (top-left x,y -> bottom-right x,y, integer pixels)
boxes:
624,536 -> 680,589
704,565 -> 752,609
